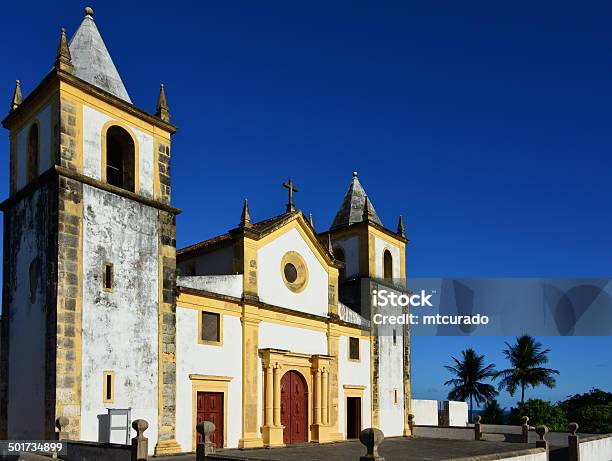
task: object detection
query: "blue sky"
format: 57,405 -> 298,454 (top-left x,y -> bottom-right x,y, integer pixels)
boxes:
1,1 -> 611,409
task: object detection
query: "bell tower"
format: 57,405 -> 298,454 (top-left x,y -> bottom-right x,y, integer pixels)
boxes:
0,7 -> 181,454
319,172 -> 411,437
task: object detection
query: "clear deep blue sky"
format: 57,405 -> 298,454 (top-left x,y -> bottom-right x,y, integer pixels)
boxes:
1,1 -> 610,409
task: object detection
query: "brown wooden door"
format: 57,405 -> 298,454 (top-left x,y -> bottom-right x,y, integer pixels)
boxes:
280,371 -> 308,444
196,392 -> 224,448
346,396 -> 361,439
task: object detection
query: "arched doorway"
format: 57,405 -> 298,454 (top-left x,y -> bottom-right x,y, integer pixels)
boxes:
280,370 -> 308,444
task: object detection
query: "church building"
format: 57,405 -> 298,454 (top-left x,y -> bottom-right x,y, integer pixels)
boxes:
0,8 -> 411,455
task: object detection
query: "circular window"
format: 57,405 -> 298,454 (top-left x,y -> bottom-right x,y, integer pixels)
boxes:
280,251 -> 308,293
284,263 -> 298,283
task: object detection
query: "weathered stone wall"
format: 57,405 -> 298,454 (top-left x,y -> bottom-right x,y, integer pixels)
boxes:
4,185 -> 55,439
158,143 -> 171,204
80,185 -> 159,451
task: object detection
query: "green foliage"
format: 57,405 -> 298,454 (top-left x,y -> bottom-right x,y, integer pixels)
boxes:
508,399 -> 567,431
496,335 -> 559,403
482,399 -> 506,425
558,388 -> 612,434
444,348 -> 498,422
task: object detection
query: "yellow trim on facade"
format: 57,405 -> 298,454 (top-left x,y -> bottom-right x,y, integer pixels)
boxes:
100,120 -> 140,194
347,336 -> 361,362
280,251 -> 309,293
198,309 -> 223,346
189,374 -> 232,450
103,371 -> 114,403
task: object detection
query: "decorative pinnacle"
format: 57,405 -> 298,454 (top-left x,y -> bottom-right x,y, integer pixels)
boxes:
308,212 -> 314,229
10,80 -> 22,113
155,84 -> 170,123
397,215 -> 405,238
240,199 -> 251,228
55,27 -> 73,73
84,6 -> 94,17
327,234 -> 333,255
353,171 -> 358,178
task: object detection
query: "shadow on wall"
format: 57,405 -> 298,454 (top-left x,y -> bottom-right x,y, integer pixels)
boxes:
97,414 -> 110,442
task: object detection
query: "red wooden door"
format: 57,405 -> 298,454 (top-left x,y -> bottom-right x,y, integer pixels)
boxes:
280,371 -> 308,444
196,392 -> 224,448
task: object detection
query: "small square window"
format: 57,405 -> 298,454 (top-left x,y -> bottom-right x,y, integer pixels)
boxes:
349,337 -> 360,361
103,371 -> 114,403
200,311 -> 221,344
103,263 -> 113,291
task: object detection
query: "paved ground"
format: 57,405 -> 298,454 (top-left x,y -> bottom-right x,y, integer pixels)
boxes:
156,437 -> 540,461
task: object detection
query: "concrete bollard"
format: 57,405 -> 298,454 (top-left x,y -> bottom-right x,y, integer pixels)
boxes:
535,425 -> 549,453
131,419 -> 149,461
568,422 -> 580,461
521,416 -> 532,443
55,416 -> 69,440
474,415 -> 483,441
359,427 -> 385,461
196,421 -> 216,460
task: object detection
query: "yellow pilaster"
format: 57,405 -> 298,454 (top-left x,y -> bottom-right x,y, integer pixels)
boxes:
313,368 -> 322,425
239,304 -> 263,448
322,369 -> 329,425
273,364 -> 282,426
265,364 -> 273,426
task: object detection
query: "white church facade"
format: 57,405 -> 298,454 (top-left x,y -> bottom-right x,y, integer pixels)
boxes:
0,8 -> 411,455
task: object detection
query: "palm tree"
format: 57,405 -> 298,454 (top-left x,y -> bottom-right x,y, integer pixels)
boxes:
444,348 -> 498,423
496,335 -> 559,404
482,399 -> 506,425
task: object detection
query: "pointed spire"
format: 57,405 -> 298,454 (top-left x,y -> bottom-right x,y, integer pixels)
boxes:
327,234 -> 334,255
240,199 -> 251,228
55,27 -> 73,73
10,80 -> 22,113
362,196 -> 373,222
397,215 -> 405,239
330,171 -> 382,230
68,7 -> 132,102
308,213 -> 314,229
156,84 -> 171,123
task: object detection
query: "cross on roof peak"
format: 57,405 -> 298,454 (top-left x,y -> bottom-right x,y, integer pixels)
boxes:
283,179 -> 299,213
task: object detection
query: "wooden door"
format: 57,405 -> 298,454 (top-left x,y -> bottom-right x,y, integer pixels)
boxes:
280,371 -> 308,444
346,396 -> 361,439
196,392 -> 224,448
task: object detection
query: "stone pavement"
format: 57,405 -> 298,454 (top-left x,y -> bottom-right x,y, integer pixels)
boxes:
156,437 -> 538,461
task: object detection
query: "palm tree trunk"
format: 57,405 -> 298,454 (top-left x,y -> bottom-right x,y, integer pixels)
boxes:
521,382 -> 525,404
470,395 -> 473,423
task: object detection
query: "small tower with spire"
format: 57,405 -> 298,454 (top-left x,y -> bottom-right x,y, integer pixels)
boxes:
55,27 -> 74,73
240,199 -> 252,228
156,84 -> 171,122
9,80 -> 22,113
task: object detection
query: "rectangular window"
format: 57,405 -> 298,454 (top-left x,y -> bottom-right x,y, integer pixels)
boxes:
200,311 -> 221,344
349,337 -> 360,361
393,388 -> 398,405
103,263 -> 113,291
103,371 -> 114,403
393,329 -> 397,345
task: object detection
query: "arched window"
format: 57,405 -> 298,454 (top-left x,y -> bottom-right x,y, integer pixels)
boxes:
27,123 -> 39,182
383,249 -> 393,280
333,247 -> 346,282
106,126 -> 135,192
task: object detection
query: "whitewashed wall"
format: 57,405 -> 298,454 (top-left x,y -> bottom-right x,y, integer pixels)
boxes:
337,336 -> 371,437
411,399 -> 438,426
448,401 -> 468,427
374,236 -> 401,279
175,308 -> 243,450
177,275 -> 243,298
6,188 -> 49,439
579,435 -> 612,461
378,332 -> 405,436
82,105 -> 154,196
259,322 -> 328,355
332,235 -> 360,278
500,452 -> 548,461
257,228 -> 329,317
15,104 -> 52,190
80,185 -> 159,453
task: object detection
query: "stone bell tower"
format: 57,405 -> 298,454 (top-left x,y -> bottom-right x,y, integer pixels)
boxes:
319,172 -> 412,437
0,8 -> 181,454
